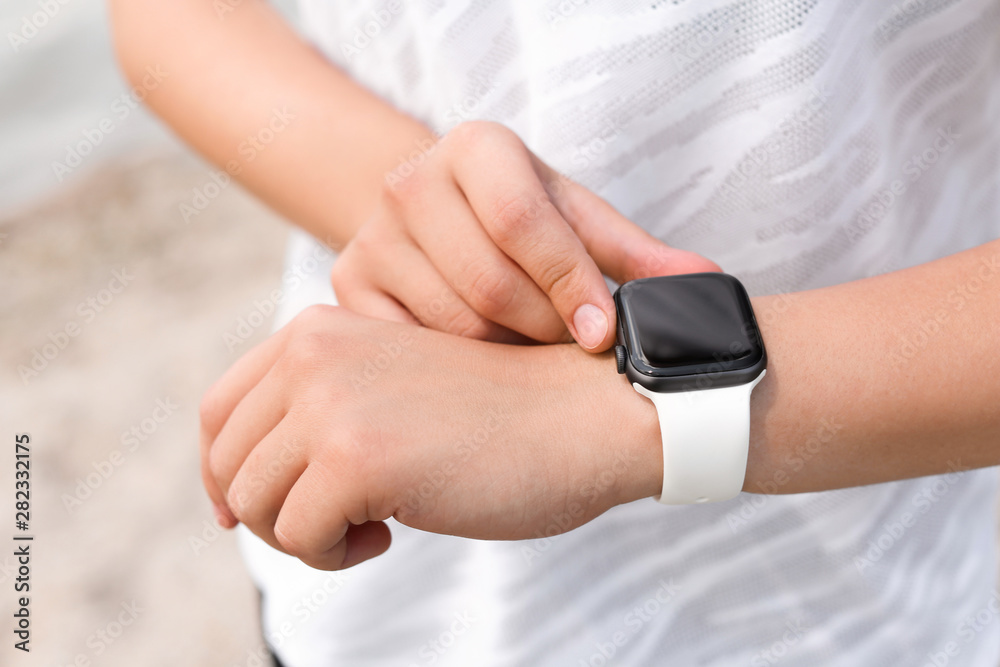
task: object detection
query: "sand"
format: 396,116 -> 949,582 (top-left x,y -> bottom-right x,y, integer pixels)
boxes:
0,148 -> 288,666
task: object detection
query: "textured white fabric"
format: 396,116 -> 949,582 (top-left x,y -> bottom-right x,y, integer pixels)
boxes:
238,1 -> 1000,665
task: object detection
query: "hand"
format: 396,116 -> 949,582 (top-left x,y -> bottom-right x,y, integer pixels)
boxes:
330,120 -> 719,352
200,305 -> 662,570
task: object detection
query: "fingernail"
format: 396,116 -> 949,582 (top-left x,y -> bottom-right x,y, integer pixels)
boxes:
573,304 -> 608,350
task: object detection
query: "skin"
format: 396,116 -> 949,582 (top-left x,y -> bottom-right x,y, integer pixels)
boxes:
111,0 -> 1000,571
192,239 -> 1000,570
330,121 -> 717,348
107,0 -> 714,352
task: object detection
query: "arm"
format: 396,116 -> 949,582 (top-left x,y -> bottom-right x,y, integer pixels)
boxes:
200,238 -> 1000,570
745,237 -> 1000,493
108,0 -> 433,247
108,1 -> 717,350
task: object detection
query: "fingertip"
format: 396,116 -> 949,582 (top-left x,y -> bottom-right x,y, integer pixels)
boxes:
214,503 -> 238,529
202,467 -> 238,528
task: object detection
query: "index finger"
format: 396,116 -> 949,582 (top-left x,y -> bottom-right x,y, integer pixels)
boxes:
451,130 -> 616,351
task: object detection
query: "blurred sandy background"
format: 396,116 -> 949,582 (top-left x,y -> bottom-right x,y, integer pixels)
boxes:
0,0 -> 296,664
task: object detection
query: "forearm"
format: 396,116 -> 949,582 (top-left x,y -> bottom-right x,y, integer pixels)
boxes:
743,239 -> 1000,493
109,0 -> 434,247
602,239 -> 1000,503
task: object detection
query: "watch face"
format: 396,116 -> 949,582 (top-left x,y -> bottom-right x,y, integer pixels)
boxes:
615,273 -> 765,387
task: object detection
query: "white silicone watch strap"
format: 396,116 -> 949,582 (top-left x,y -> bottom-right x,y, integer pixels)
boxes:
633,370 -> 766,505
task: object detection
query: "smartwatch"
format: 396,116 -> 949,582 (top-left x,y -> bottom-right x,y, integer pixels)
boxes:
613,273 -> 767,505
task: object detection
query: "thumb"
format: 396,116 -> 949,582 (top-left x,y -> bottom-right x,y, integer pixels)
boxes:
615,238 -> 722,283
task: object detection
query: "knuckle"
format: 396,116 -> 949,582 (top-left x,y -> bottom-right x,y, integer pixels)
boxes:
207,446 -> 229,488
349,219 -> 406,264
440,305 -> 492,340
282,331 -> 332,370
488,195 -> 538,244
537,255 -> 584,301
226,482 -> 250,522
198,386 -> 225,436
490,197 -> 536,245
382,164 -> 424,204
444,120 -> 491,148
329,260 -> 350,294
333,425 -> 377,482
448,120 -> 516,147
349,225 -> 379,256
466,266 -> 518,319
329,255 -> 368,299
291,304 -> 336,333
330,235 -> 384,298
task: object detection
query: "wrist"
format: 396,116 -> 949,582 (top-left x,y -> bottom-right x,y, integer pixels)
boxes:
606,361 -> 664,505
531,345 -> 663,507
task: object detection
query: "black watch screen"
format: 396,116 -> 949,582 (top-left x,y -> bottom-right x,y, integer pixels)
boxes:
614,273 -> 766,391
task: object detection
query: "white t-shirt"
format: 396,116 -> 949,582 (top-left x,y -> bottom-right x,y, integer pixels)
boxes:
238,1 -> 1000,665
